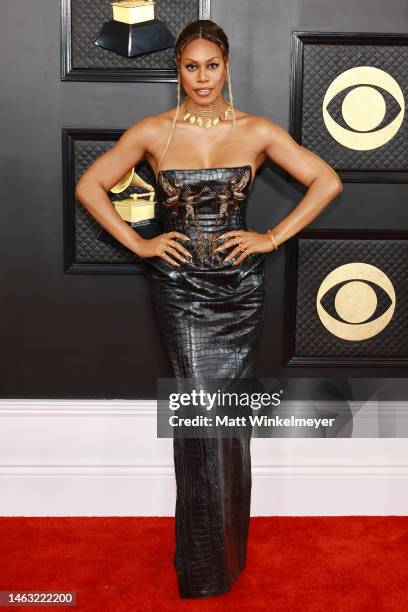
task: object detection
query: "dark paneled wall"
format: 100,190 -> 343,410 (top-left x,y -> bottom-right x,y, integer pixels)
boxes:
1,1 -> 407,398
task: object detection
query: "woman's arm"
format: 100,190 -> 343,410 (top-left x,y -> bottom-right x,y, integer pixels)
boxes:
75,117 -> 156,256
255,117 -> 343,248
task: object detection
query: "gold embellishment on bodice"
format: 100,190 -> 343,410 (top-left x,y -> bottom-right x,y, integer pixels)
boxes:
158,173 -> 211,225
231,168 -> 251,206
158,170 -> 251,268
216,167 -> 251,222
158,173 -> 182,218
181,186 -> 211,225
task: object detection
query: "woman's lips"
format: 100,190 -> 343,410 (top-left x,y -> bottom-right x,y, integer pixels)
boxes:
195,88 -> 213,96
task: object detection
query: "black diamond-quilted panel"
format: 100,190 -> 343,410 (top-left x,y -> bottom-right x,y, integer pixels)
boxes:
301,43 -> 408,170
71,0 -> 199,70
295,238 -> 408,357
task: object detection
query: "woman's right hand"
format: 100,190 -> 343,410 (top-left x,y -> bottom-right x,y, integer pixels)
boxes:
136,231 -> 193,267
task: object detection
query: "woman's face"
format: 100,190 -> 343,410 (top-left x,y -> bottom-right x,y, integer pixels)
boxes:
178,38 -> 227,106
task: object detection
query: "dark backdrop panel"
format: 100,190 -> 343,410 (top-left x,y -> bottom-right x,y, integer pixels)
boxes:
1,0 -> 407,398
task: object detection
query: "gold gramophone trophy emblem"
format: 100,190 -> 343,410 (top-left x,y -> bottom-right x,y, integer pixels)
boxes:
96,168 -> 161,253
95,1 -> 175,58
111,167 -> 156,223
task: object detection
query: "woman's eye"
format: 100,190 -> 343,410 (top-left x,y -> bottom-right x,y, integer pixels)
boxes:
184,63 -> 220,71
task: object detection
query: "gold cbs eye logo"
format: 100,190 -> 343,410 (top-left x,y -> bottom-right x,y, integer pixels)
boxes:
316,263 -> 396,341
323,66 -> 405,150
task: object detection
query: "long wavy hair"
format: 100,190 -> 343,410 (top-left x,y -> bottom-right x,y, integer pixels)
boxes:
157,20 -> 236,171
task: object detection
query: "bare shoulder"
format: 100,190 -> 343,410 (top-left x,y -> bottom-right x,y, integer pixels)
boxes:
244,114 -> 287,141
232,111 -> 285,143
123,112 -> 167,141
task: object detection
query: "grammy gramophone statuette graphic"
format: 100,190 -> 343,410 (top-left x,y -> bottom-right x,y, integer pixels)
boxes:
323,66 -> 405,151
96,167 -> 161,252
95,0 -> 175,58
316,262 -> 396,341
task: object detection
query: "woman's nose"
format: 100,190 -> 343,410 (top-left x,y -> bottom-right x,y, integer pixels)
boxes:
197,67 -> 209,82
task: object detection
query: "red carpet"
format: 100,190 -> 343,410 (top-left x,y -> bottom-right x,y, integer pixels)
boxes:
1,516 -> 407,611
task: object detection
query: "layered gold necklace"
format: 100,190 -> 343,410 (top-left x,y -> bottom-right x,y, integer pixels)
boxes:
182,96 -> 233,128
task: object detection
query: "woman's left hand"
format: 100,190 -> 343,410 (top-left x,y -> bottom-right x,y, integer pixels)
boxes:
214,230 -> 276,266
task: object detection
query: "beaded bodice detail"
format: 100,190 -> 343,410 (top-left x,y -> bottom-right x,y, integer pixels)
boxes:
156,166 -> 253,269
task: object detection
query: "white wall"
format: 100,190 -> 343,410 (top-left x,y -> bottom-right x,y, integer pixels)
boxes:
1,399 -> 408,516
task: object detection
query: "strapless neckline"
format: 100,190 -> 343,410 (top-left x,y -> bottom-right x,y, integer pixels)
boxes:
156,165 -> 254,187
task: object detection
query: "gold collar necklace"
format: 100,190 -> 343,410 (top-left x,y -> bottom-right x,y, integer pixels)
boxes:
183,97 -> 233,128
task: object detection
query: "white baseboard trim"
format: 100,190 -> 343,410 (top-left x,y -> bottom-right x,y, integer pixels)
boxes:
1,399 -> 408,516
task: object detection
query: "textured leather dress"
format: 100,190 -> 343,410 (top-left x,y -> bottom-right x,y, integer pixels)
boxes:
144,165 -> 266,598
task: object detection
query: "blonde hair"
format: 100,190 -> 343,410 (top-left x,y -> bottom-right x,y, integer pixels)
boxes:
157,20 -> 236,172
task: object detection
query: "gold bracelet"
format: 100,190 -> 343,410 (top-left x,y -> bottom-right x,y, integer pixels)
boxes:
267,230 -> 278,251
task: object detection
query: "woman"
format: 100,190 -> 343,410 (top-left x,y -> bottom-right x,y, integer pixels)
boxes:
75,19 -> 342,599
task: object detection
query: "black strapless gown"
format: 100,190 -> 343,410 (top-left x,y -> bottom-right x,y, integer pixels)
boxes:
144,166 -> 266,598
